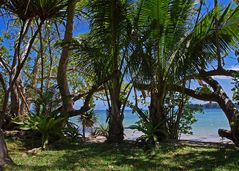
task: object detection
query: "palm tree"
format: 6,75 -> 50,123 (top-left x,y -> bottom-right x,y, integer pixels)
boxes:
79,110 -> 97,138
86,0 -> 133,143
130,0 -> 239,142
180,1 -> 239,145
129,0 -> 196,141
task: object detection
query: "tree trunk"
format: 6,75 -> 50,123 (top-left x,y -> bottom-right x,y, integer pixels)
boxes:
216,94 -> 239,145
82,121 -> 85,139
0,19 -> 43,167
202,77 -> 239,145
1,84 -> 21,130
57,0 -> 76,112
18,81 -> 29,118
149,91 -> 168,142
107,72 -> 124,143
10,84 -> 20,117
0,129 -> 13,167
169,95 -> 186,140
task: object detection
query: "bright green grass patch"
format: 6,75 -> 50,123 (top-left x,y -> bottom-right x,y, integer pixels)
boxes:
4,139 -> 239,171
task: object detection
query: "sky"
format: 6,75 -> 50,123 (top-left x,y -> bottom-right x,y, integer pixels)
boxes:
0,0 -> 238,110
191,0 -> 238,103
92,0 -> 239,108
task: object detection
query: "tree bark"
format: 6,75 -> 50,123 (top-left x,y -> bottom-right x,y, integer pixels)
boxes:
107,71 -> 124,143
10,84 -> 20,117
0,129 -> 13,166
106,0 -> 124,143
203,77 -> 239,146
149,91 -> 168,141
0,18 -> 43,167
57,0 -> 76,112
171,76 -> 239,146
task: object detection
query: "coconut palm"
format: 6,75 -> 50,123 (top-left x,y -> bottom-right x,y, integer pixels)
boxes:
85,0 -> 133,143
128,0 -> 196,141
129,0 -> 239,142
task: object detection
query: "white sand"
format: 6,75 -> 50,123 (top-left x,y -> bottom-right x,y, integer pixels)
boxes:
124,129 -> 232,143
83,128 -> 232,143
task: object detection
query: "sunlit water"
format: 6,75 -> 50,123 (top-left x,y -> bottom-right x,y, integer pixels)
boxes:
70,109 -> 230,142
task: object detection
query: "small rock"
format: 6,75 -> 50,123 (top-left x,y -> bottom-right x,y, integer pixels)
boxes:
27,147 -> 42,155
21,153 -> 27,158
108,165 -> 114,169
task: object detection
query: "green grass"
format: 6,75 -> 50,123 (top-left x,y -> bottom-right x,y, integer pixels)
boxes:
4,139 -> 239,171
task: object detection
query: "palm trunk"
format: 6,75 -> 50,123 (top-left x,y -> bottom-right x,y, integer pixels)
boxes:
107,72 -> 124,143
172,79 -> 239,146
149,91 -> 168,142
169,95 -> 186,140
217,98 -> 239,146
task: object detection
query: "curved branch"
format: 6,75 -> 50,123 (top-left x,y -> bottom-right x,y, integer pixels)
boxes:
186,68 -> 238,81
169,84 -> 218,102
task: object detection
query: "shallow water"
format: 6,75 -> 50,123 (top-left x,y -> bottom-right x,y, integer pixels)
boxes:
181,108 -> 230,142
71,109 -> 231,142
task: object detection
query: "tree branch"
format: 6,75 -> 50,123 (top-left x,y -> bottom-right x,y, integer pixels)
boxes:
169,84 -> 218,102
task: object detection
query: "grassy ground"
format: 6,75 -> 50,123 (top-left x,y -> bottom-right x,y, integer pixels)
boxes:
3,139 -> 239,171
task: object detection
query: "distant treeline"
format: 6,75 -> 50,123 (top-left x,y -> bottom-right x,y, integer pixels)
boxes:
189,103 -> 239,109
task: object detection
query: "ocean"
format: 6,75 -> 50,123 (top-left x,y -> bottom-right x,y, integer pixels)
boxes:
71,108 -> 230,142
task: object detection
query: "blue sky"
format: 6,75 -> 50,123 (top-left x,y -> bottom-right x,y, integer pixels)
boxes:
0,0 -> 238,110
91,0 -> 239,108
192,0 -> 238,103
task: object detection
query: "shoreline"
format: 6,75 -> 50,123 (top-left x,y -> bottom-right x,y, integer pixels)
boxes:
85,128 -> 233,144
124,129 -> 232,143
75,108 -> 230,143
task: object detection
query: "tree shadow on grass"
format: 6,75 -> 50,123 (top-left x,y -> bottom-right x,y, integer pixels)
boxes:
4,164 -> 52,171
49,143 -> 239,170
60,143 -> 239,170
170,147 -> 239,170
50,143 -> 162,170
6,142 -> 239,171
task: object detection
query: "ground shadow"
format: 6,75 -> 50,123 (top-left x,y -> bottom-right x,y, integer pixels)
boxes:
6,141 -> 239,171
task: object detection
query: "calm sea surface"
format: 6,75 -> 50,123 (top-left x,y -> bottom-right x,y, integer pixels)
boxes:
71,108 -> 230,142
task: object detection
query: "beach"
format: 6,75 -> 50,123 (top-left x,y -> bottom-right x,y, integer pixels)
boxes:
72,108 -> 231,143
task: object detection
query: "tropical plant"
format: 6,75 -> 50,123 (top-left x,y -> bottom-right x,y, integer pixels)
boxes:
128,0 -> 197,141
92,123 -> 109,138
13,86 -> 65,149
165,92 -> 201,140
232,69 -> 239,103
79,109 -> 97,138
63,121 -> 82,141
0,0 -> 69,164
13,112 -> 65,149
73,0 -> 134,143
179,106 -> 199,135
129,116 -> 160,145
129,0 -> 239,144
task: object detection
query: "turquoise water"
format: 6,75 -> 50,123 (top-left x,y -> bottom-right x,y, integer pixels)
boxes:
192,109 -> 229,135
71,109 -> 230,141
94,109 -> 229,129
